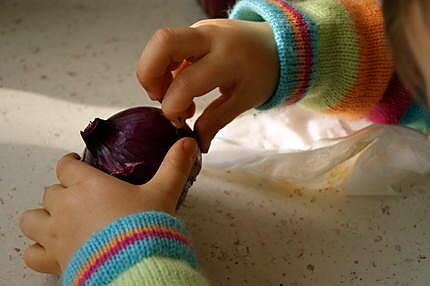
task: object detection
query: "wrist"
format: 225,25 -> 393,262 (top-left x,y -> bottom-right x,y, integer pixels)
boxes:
230,0 -> 317,110
253,21 -> 279,105
62,211 -> 196,286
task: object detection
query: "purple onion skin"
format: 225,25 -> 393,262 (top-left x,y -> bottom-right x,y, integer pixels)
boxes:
81,107 -> 201,208
197,0 -> 237,18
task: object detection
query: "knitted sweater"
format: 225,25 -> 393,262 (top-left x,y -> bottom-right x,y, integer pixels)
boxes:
230,0 -> 430,133
62,212 -> 209,285
62,1 -> 430,285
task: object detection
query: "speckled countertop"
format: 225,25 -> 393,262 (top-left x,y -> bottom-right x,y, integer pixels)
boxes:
1,1 -> 429,285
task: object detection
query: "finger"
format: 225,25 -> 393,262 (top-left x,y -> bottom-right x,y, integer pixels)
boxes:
19,208 -> 50,244
24,243 -> 61,275
56,153 -> 102,187
195,94 -> 245,153
162,54 -> 235,123
42,184 -> 66,212
147,137 -> 198,202
137,27 -> 210,101
140,72 -> 173,102
56,153 -> 81,186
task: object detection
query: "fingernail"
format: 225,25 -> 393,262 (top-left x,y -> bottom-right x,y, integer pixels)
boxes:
183,138 -> 197,158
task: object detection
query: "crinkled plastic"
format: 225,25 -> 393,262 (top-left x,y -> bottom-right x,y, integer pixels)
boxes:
203,106 -> 430,195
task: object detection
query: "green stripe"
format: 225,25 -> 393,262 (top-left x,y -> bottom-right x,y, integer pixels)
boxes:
295,0 -> 360,111
111,256 -> 209,286
62,212 -> 196,286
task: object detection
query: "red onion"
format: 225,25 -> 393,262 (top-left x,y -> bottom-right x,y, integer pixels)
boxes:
81,106 -> 201,208
197,0 -> 236,18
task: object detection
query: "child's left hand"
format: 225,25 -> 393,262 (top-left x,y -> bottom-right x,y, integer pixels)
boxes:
19,137 -> 198,275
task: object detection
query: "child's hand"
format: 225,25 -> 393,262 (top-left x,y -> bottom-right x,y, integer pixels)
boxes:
19,138 -> 198,275
137,19 -> 278,152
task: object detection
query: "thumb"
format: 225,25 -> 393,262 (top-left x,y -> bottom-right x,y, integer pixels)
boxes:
147,137 -> 199,203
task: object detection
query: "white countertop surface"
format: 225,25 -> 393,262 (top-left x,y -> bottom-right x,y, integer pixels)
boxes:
1,1 -> 429,285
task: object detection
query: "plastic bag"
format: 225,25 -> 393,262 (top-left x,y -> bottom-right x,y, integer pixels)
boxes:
203,106 -> 430,195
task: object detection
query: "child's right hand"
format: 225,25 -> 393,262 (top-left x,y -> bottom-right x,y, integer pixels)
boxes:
137,19 -> 279,152
19,138 -> 199,275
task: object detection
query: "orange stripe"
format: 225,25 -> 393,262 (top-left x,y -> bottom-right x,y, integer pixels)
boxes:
324,0 -> 393,118
73,225 -> 186,281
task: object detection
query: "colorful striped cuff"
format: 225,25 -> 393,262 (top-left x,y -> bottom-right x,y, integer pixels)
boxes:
62,212 -> 197,286
367,75 -> 412,125
230,0 -> 317,110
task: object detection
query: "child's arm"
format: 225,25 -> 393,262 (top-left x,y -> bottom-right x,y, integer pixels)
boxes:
229,0 -> 430,132
230,0 -> 393,114
137,0 -> 430,151
63,212 -> 208,286
19,138 -> 209,286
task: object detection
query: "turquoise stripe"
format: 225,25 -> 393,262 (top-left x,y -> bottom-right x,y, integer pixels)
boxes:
83,237 -> 196,286
62,212 -> 195,286
400,102 -> 430,133
230,0 -> 298,110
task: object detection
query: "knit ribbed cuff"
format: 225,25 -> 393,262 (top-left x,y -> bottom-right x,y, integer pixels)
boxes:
62,212 -> 197,286
367,75 -> 412,124
230,0 -> 317,110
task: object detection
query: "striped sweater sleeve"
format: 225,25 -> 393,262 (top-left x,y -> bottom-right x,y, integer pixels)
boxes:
62,212 -> 209,286
230,0 -> 430,133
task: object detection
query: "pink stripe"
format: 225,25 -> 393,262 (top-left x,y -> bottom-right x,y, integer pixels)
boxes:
367,75 -> 412,124
276,0 -> 313,104
75,230 -> 189,286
